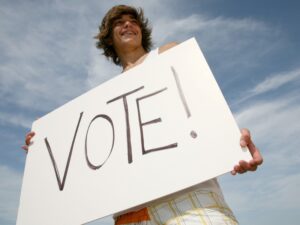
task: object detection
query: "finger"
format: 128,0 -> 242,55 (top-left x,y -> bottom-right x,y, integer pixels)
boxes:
238,160 -> 256,173
240,128 -> 251,147
240,129 -> 263,166
232,159 -> 259,175
251,148 -> 263,165
22,145 -> 28,153
249,159 -> 261,167
247,142 -> 263,166
246,160 -> 258,171
233,164 -> 246,174
231,165 -> 240,175
25,131 -> 35,145
240,160 -> 258,172
235,168 -> 246,174
25,136 -> 31,146
239,160 -> 251,170
28,131 -> 35,138
239,161 -> 252,173
249,165 -> 257,171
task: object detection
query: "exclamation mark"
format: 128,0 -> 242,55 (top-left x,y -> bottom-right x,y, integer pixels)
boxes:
171,66 -> 197,139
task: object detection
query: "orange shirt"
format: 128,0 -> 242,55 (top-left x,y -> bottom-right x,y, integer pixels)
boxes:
115,208 -> 150,225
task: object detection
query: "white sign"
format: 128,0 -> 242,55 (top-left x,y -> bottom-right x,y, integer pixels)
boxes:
17,38 -> 252,225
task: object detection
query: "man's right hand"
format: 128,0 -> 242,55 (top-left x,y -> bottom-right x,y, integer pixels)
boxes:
22,131 -> 35,153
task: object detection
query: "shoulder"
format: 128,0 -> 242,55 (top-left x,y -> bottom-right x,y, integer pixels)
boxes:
158,42 -> 178,54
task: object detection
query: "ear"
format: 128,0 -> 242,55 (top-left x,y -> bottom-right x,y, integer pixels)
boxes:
108,40 -> 113,46
107,35 -> 115,46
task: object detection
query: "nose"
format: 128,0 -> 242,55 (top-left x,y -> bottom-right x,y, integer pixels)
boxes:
124,20 -> 133,28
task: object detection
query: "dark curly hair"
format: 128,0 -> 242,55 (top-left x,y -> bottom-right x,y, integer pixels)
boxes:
94,5 -> 153,66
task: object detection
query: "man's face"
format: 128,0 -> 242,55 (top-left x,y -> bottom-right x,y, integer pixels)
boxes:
111,14 -> 142,50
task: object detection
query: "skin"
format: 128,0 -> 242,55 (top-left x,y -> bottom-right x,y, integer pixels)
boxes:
22,14 -> 263,175
232,128 -> 263,175
110,15 -> 148,72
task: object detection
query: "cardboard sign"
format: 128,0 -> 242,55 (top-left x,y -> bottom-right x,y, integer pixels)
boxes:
17,38 -> 252,225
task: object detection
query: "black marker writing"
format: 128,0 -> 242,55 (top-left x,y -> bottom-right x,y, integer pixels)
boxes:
171,66 -> 197,138
44,112 -> 83,191
136,87 -> 178,154
85,114 -> 115,170
171,66 -> 191,118
107,86 -> 144,163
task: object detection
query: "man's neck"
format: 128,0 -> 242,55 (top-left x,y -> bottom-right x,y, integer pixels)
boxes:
117,46 -> 148,72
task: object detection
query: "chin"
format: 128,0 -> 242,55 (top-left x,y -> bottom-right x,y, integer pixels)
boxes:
123,39 -> 141,46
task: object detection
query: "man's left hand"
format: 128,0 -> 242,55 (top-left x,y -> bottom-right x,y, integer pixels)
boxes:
231,128 -> 263,175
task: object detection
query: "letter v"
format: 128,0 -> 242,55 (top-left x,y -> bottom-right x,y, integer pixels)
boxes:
44,112 -> 83,191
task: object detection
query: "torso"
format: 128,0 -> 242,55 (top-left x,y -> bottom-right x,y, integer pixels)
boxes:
122,42 -> 178,72
115,43 -> 238,225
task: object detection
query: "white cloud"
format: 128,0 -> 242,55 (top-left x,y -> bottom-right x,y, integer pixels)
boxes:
250,68 -> 300,95
234,92 -> 300,176
221,171 -> 300,213
0,2 -> 297,225
261,173 -> 300,209
86,47 -> 121,89
152,13 -> 273,49
235,92 -> 300,152
150,11 -> 281,88
219,69 -> 300,214
0,166 -> 22,224
0,1 -> 97,112
0,111 -> 32,129
234,68 -> 300,104
0,0 -> 280,116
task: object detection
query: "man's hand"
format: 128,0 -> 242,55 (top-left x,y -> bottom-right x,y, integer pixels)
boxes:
231,128 -> 263,175
22,131 -> 35,153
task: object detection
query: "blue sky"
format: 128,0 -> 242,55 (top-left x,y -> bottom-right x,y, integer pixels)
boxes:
1,0 -> 300,224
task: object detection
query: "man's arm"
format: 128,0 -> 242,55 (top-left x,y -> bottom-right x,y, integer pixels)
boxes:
158,42 -> 178,54
159,42 -> 264,175
231,128 -> 263,175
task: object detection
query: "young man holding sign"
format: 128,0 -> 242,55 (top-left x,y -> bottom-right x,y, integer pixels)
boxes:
23,5 -> 263,225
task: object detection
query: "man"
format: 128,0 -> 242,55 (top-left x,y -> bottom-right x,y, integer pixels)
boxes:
23,5 -> 263,225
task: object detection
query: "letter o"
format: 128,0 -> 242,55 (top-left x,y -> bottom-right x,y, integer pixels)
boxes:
85,114 -> 115,170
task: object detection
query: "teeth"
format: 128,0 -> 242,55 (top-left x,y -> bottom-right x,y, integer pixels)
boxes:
122,31 -> 135,35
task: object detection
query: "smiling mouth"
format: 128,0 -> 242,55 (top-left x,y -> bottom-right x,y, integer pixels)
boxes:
121,30 -> 137,36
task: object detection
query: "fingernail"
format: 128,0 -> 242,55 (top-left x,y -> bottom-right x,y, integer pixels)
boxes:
240,140 -> 246,146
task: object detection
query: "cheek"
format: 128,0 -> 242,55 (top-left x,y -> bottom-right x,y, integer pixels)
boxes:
111,29 -> 120,42
136,27 -> 142,39
112,28 -> 118,38
137,26 -> 142,34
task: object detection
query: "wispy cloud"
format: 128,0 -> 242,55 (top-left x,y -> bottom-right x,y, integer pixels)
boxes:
0,0 -> 281,119
153,14 -> 271,43
151,11 -> 282,92
219,68 -> 300,216
0,1 -> 100,116
1,2 -> 299,225
251,69 -> 300,95
235,90 -> 300,166
204,46 -> 300,221
234,68 -> 300,104
221,171 -> 300,215
0,166 -> 22,224
86,47 -> 121,89
0,111 -> 32,129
